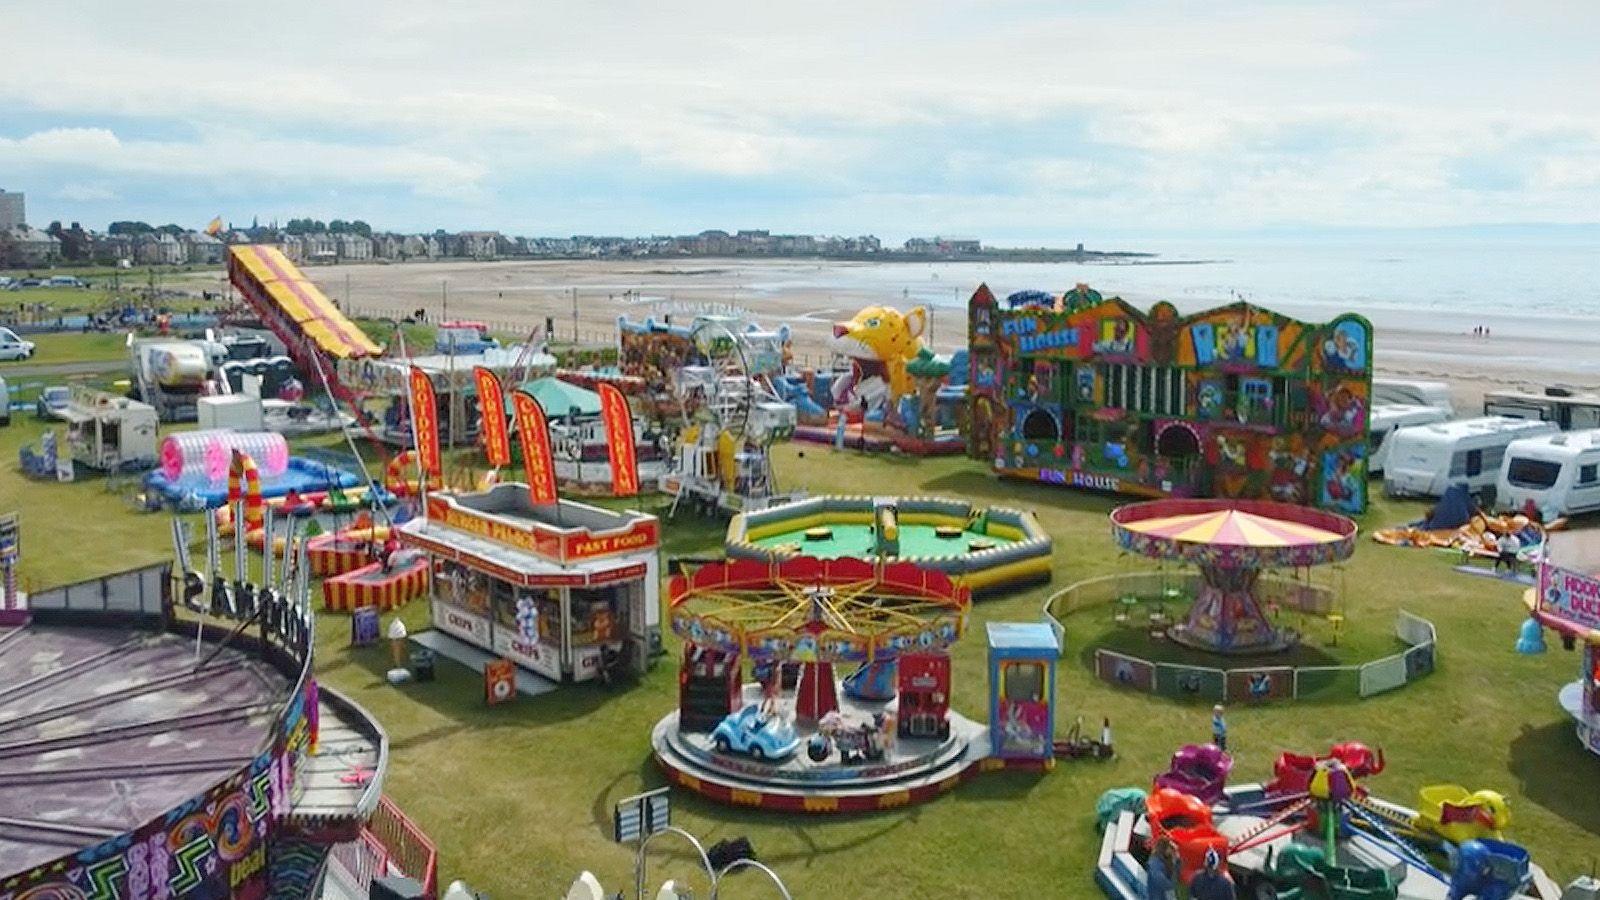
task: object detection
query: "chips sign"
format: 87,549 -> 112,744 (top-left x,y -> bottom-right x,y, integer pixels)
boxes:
474,366 -> 512,468
409,366 -> 442,477
424,494 -> 660,565
511,389 -> 559,505
597,382 -> 639,497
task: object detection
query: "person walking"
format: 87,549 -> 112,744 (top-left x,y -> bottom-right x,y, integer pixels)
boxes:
1211,704 -> 1228,751
1495,530 -> 1521,574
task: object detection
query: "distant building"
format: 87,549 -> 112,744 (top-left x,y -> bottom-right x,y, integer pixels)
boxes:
336,233 -> 373,261
372,233 -> 405,260
0,190 -> 24,229
3,225 -> 59,265
91,233 -> 135,265
180,230 -> 225,265
303,233 -> 338,263
279,233 -> 305,262
135,232 -> 185,266
454,231 -> 501,259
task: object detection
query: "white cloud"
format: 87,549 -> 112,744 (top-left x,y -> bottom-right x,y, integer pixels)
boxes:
0,0 -> 1597,230
54,182 -> 117,202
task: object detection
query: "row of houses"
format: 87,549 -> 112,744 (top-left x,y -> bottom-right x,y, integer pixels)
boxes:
0,226 -> 227,267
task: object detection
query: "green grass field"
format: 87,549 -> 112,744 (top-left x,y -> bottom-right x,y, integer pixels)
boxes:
1,338 -> 1596,896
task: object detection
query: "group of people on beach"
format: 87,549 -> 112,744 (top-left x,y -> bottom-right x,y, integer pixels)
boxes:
1473,325 -> 1492,337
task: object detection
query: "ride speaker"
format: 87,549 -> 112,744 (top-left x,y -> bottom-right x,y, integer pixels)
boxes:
370,876 -> 425,900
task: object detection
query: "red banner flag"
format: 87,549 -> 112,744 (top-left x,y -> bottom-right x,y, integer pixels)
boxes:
473,366 -> 512,468
408,366 -> 442,478
597,381 -> 639,497
511,389 -> 559,505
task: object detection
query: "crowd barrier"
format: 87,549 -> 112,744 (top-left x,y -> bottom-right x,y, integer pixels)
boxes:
1043,572 -> 1438,704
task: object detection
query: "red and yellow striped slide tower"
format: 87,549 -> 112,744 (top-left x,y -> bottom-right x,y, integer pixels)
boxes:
227,450 -> 264,531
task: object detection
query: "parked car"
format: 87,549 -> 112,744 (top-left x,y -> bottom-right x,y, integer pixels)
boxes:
0,327 -> 36,361
36,385 -> 71,420
710,704 -> 800,761
44,275 -> 86,288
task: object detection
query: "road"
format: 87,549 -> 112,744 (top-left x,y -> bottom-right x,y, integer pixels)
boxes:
0,359 -> 124,381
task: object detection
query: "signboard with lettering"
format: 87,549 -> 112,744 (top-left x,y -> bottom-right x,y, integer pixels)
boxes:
492,628 -> 563,681
434,599 -> 492,646
1539,563 -> 1600,633
424,494 -> 659,565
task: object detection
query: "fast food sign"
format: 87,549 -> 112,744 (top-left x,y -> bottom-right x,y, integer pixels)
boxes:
425,494 -> 658,564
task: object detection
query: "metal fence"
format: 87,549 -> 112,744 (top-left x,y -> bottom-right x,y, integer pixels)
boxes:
26,561 -> 170,618
327,796 -> 439,898
1045,573 -> 1438,704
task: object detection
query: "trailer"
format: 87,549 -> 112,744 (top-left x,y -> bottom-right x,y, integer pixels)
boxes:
1496,429 -> 1600,518
62,386 -> 159,472
1368,404 -> 1450,476
1383,417 -> 1558,504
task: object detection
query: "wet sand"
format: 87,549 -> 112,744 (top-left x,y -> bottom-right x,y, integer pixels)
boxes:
295,258 -> 1595,413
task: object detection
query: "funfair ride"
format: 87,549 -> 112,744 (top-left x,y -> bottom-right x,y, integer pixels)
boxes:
665,316 -> 799,518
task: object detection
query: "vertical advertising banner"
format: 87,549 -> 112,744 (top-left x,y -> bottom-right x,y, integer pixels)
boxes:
512,390 -> 559,505
473,366 -> 512,467
409,366 -> 442,477
597,382 -> 640,497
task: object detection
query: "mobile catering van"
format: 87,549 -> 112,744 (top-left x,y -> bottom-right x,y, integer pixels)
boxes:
1383,416 -> 1558,503
1497,429 -> 1600,518
1368,404 -> 1450,476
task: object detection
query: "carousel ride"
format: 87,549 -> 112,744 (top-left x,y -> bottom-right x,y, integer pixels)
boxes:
652,556 -> 1003,812
1110,498 -> 1358,654
1096,742 -> 1576,900
664,316 -> 799,518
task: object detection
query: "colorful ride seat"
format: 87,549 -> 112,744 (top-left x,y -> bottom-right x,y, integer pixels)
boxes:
1145,787 -> 1228,883
1154,743 -> 1234,806
1414,785 -> 1510,845
1449,838 -> 1530,900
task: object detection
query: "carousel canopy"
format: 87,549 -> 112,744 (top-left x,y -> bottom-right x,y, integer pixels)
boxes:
511,376 -> 601,418
1111,498 -> 1357,569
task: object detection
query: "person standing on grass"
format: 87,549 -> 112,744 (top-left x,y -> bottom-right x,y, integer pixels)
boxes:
1495,530 -> 1520,574
1212,704 -> 1228,751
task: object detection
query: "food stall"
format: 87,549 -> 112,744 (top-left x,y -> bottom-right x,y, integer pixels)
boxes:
399,484 -> 661,682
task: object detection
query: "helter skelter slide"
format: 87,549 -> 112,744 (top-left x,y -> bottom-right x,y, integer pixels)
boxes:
227,243 -> 383,401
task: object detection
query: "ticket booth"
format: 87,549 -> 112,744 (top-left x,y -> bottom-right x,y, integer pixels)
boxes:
400,485 -> 661,682
986,622 -> 1059,761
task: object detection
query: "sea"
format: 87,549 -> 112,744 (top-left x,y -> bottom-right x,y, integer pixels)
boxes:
735,232 -> 1600,343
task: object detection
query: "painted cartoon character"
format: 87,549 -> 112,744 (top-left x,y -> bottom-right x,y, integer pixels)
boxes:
1268,435 -> 1308,503
1322,323 -> 1366,372
1218,323 -> 1251,361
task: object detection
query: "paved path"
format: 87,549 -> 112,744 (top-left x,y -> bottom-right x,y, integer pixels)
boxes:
0,359 -> 123,380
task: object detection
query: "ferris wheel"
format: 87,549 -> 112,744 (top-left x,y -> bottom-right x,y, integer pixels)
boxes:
677,317 -> 786,444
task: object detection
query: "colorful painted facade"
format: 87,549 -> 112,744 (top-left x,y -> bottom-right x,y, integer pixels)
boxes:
968,284 -> 1373,513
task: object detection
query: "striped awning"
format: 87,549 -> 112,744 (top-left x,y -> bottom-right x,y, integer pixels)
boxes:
1118,508 -> 1345,549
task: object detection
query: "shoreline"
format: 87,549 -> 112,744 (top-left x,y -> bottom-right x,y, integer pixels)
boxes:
300,258 -> 1594,414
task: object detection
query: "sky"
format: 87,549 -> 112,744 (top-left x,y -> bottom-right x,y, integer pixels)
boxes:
2,0 -> 1598,243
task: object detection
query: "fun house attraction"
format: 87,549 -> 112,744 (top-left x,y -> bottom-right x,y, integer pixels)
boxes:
968,284 -> 1374,513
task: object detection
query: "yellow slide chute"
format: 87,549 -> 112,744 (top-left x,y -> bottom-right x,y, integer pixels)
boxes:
228,244 -> 382,360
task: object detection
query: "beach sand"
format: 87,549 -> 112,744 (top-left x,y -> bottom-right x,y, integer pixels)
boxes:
292,258 -> 1594,413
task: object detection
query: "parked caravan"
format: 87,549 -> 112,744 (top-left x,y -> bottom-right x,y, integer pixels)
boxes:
1497,429 -> 1600,518
62,386 -> 160,471
1368,404 -> 1450,476
1383,416 -> 1558,503
1482,386 -> 1600,431
1373,377 -> 1453,414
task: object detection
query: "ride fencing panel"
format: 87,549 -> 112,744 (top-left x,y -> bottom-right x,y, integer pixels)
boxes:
1293,666 -> 1361,700
1154,663 -> 1226,702
27,562 -> 169,616
1095,649 -> 1156,692
1226,667 -> 1294,703
1359,610 -> 1439,698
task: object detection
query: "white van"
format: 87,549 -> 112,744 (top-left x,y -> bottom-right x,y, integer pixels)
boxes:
1497,429 -> 1600,518
1383,416 -> 1559,503
0,327 -> 35,361
1373,377 -> 1453,415
1368,404 -> 1450,476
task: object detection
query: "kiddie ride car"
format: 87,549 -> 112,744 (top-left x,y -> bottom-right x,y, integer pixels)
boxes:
710,704 -> 801,762
806,710 -> 893,765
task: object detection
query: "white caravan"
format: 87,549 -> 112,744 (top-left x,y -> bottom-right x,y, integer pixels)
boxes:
1368,404 -> 1450,476
1373,377 -> 1453,415
1496,429 -> 1600,519
1383,416 -> 1558,503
